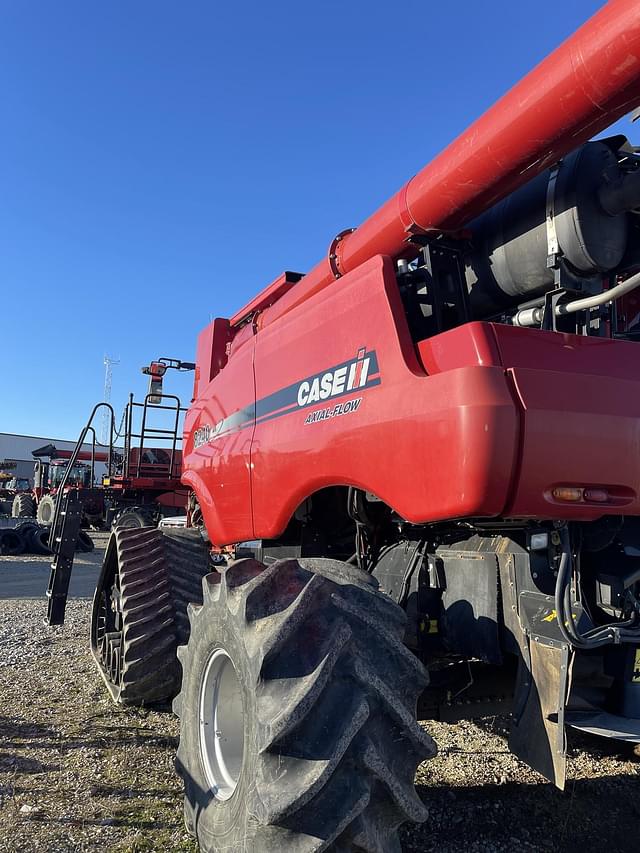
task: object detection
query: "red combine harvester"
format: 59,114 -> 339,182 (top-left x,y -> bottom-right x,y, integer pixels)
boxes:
45,2 -> 640,850
34,358 -> 193,532
100,357 -> 193,528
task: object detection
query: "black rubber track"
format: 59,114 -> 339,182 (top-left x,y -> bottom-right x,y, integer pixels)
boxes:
174,557 -> 436,853
90,526 -> 211,705
160,527 -> 212,646
12,493 -> 35,518
90,527 -> 181,704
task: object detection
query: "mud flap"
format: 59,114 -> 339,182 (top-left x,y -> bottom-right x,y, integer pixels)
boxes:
509,638 -> 571,789
498,551 -> 572,788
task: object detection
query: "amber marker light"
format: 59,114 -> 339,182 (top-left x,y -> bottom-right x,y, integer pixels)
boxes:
552,487 -> 584,502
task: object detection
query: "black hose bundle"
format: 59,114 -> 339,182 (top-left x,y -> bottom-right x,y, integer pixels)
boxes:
554,526 -> 640,648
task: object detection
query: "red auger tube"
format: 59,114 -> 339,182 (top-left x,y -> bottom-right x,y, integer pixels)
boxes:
260,0 -> 640,329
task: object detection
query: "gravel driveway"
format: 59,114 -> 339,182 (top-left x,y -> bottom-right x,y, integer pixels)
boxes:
1,540 -> 639,852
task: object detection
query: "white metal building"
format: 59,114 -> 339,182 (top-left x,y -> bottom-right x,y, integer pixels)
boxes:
0,433 -> 108,485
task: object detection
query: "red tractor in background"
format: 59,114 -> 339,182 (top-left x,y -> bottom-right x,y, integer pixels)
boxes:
10,444 -> 108,525
45,3 -> 640,851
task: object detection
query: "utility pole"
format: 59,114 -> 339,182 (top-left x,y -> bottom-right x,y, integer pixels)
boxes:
102,354 -> 120,444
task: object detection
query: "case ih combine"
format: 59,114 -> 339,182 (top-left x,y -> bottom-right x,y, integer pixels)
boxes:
30,359 -> 192,533
44,2 -> 640,850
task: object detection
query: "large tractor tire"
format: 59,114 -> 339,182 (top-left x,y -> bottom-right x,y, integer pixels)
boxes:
12,493 -> 35,518
0,529 -> 24,556
15,521 -> 39,554
90,526 -> 210,705
36,494 -> 57,526
174,557 -> 436,853
76,530 -> 95,552
27,525 -> 52,556
111,505 -> 157,530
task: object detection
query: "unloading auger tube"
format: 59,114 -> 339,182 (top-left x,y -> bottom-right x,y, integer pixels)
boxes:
248,0 -> 640,331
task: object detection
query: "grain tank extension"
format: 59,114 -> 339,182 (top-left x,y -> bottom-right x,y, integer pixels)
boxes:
77,2 -> 640,851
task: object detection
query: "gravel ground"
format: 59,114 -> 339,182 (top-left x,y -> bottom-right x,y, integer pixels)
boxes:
1,543 -> 640,852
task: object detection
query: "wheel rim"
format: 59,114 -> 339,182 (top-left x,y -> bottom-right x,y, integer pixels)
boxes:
95,570 -> 123,687
41,502 -> 53,523
198,648 -> 244,801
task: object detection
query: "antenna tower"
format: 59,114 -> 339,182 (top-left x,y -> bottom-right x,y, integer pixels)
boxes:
102,354 -> 120,444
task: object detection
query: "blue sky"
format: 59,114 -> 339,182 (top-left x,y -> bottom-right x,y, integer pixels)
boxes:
0,0 -> 629,440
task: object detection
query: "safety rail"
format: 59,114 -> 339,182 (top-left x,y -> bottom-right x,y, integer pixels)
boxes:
122,392 -> 185,480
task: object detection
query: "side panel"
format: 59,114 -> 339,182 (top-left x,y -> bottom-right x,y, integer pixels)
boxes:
182,328 -> 255,545
251,255 -> 518,538
420,323 -> 640,520
505,368 -> 640,518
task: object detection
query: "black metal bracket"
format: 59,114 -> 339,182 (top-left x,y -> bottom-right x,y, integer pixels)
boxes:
541,288 -> 567,332
397,239 -> 471,342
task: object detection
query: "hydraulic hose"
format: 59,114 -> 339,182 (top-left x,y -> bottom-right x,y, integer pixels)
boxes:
514,270 -> 640,327
554,526 -> 640,648
557,270 -> 640,315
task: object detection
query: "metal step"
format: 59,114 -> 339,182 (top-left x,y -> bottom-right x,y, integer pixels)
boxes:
564,710 -> 640,741
45,490 -> 82,626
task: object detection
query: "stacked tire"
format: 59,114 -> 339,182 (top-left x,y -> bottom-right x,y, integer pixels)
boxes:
0,520 -> 94,556
0,521 -> 51,556
34,494 -> 94,553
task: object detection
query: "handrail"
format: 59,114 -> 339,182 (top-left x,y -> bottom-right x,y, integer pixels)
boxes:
50,403 -> 115,540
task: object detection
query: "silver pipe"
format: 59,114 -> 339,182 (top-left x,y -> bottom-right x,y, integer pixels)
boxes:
513,270 -> 640,327
557,270 -> 640,315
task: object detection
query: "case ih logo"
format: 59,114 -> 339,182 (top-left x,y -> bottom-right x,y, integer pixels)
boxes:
296,348 -> 375,407
193,347 -> 380,446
